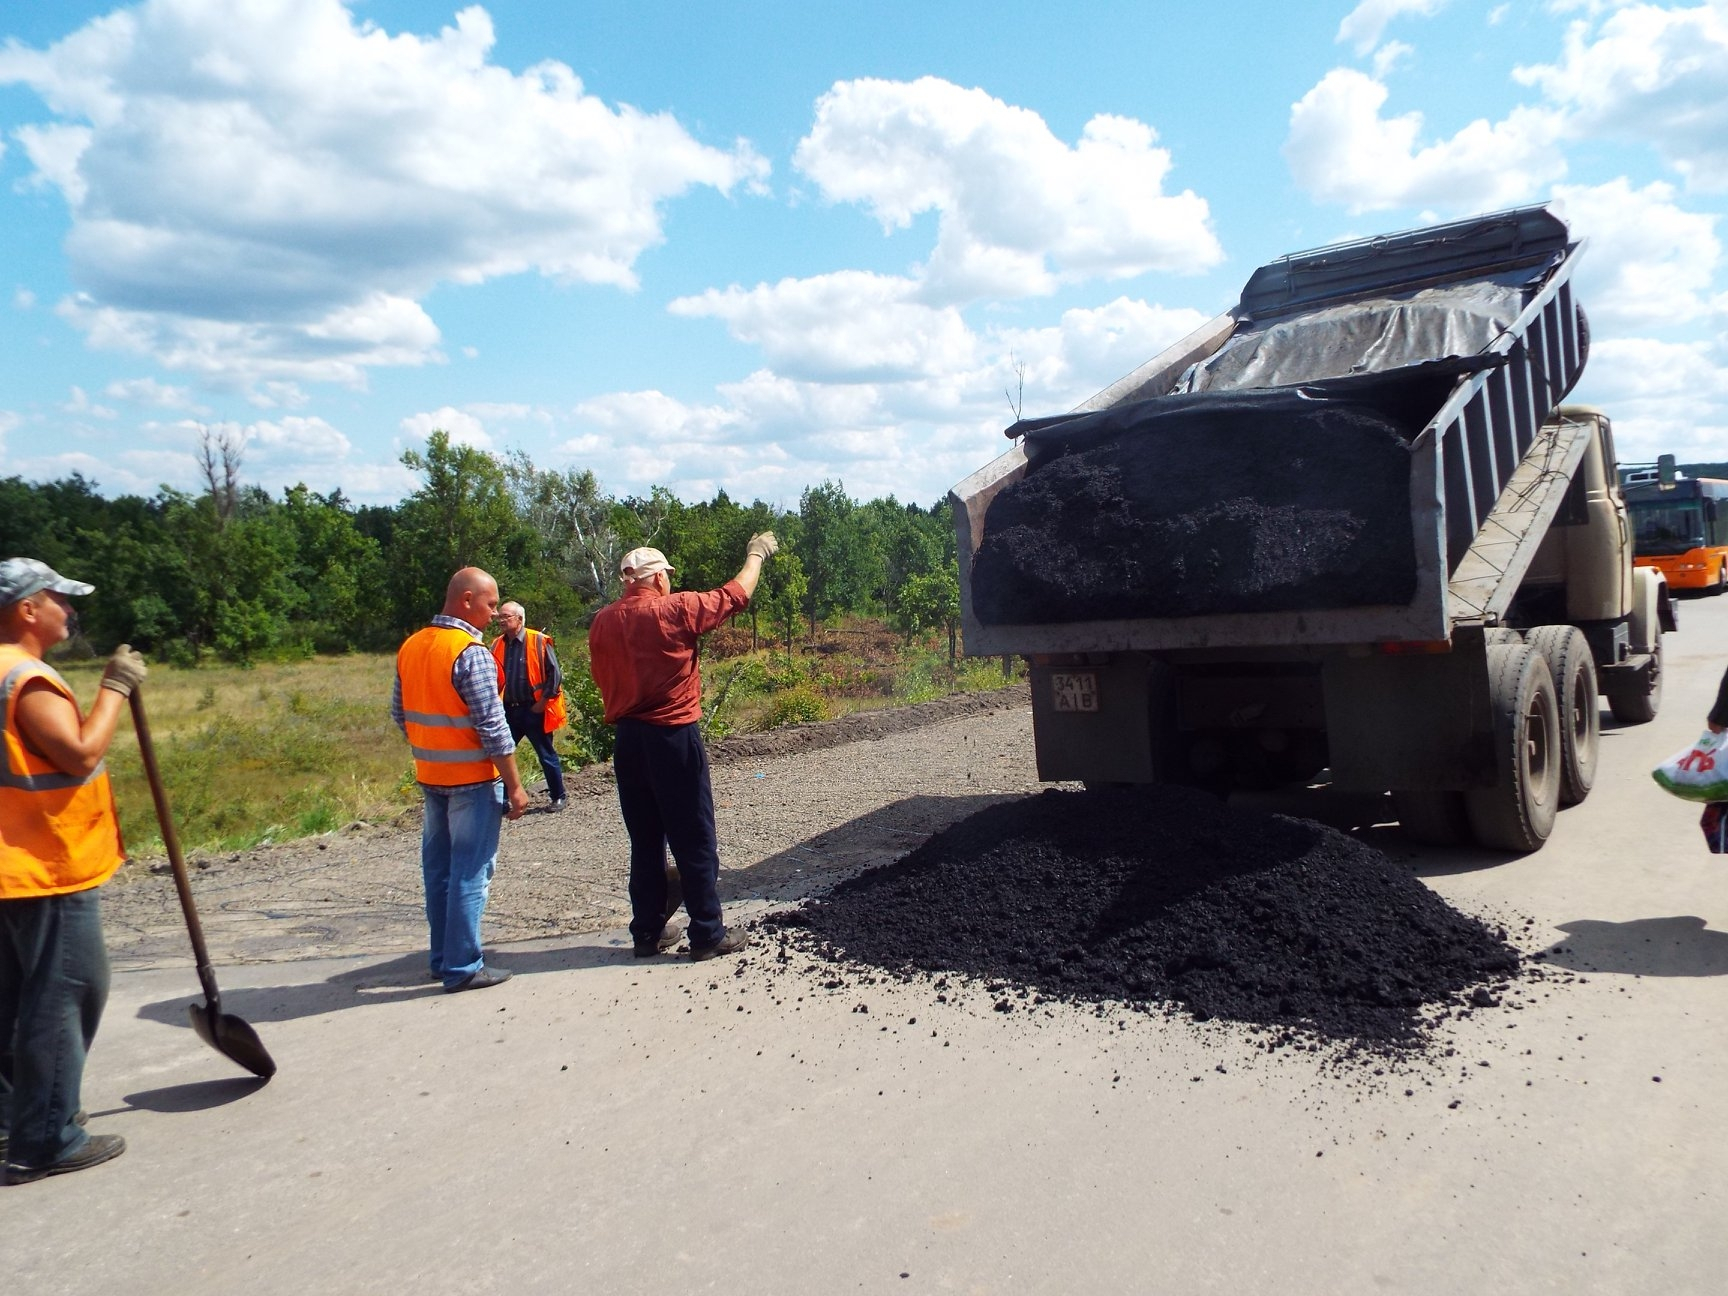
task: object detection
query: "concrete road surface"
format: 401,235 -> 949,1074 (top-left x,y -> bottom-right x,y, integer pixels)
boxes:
10,599 -> 1728,1295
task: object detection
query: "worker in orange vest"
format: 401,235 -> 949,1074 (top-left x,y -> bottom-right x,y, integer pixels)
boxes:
490,601 -> 568,812
1,558 -> 144,1183
391,567 -> 528,993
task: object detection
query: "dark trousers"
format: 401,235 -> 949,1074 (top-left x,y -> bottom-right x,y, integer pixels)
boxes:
0,889 -> 108,1168
612,719 -> 725,949
505,704 -> 566,802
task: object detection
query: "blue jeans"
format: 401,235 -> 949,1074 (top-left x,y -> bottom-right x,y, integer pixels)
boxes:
505,704 -> 566,802
420,780 -> 504,986
0,889 -> 108,1168
613,719 -> 725,950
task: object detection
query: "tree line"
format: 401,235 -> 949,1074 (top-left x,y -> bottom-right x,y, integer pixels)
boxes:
1,429 -> 962,664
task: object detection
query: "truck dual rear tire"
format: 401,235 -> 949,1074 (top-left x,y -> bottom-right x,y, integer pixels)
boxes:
1526,624 -> 1599,806
1464,644 -> 1561,853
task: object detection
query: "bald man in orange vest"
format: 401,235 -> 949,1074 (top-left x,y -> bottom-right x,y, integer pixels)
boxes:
392,567 -> 529,993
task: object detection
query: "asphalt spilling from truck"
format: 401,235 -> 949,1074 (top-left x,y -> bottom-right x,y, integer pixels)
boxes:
969,393 -> 1420,625
758,786 -> 1520,1051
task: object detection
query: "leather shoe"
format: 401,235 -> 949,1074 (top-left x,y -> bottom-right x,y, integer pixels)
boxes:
5,1133 -> 125,1185
633,920 -> 685,957
444,967 -> 512,993
689,929 -> 750,962
0,1108 -> 85,1161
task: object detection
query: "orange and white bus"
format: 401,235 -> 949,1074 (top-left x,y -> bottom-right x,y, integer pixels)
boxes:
1624,476 -> 1728,592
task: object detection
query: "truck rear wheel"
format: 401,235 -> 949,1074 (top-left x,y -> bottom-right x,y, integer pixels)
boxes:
1391,789 -> 1470,846
1526,624 -> 1599,805
1465,644 -> 1561,853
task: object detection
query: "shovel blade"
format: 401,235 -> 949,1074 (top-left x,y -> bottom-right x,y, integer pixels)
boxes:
663,860 -> 683,924
188,1002 -> 277,1080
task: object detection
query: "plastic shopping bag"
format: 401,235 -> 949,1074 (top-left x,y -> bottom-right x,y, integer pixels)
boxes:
1701,803 -> 1728,853
1651,730 -> 1728,802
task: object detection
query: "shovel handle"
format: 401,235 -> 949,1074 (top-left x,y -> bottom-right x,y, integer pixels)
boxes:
128,689 -> 219,999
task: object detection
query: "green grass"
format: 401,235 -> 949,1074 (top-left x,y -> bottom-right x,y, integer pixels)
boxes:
57,653 -> 414,858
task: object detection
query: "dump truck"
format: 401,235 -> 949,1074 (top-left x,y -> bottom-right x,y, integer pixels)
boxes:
948,204 -> 1672,852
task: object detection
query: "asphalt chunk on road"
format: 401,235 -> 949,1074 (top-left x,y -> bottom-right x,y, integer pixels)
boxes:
762,785 -> 1518,1049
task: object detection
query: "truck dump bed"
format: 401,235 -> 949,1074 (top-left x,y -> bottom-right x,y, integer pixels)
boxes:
950,205 -> 1590,654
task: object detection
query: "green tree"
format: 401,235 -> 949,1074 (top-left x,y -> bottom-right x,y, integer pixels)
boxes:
503,452 -> 622,619
797,480 -> 879,633
279,484 -> 390,651
390,431 -> 526,630
893,568 -> 962,660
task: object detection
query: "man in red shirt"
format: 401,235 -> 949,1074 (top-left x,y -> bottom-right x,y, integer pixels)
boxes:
588,532 -> 777,960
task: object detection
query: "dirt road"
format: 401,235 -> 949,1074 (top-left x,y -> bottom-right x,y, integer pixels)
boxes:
101,686 -> 1040,969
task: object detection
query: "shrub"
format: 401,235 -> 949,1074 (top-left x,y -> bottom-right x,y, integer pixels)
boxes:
760,685 -> 830,729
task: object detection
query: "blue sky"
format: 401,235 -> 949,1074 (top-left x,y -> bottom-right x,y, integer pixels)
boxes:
3,0 -> 1726,508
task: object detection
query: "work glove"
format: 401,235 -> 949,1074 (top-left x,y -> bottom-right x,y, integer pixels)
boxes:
746,531 -> 779,562
100,643 -> 148,698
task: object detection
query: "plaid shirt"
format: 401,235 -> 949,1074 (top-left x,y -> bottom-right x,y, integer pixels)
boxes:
391,615 -> 515,765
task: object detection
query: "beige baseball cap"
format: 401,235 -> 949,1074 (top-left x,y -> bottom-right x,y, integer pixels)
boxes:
619,547 -> 675,581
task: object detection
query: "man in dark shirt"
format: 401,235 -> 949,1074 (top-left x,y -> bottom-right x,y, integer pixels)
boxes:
588,533 -> 777,961
492,601 -> 567,812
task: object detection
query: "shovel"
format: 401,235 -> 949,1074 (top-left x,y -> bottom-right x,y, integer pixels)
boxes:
128,690 -> 277,1080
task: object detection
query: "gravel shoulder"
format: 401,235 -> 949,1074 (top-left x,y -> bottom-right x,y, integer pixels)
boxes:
103,684 -> 1036,970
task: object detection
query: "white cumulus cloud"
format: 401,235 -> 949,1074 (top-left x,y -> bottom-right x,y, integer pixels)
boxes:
1515,2 -> 1728,191
1284,68 -> 1568,212
400,406 -> 491,451
793,77 -> 1221,302
1553,179 -> 1724,328
1575,334 -> 1728,461
671,272 -> 979,382
0,0 -> 767,388
1337,0 -> 1450,57
562,295 -> 1210,504
103,376 -> 209,412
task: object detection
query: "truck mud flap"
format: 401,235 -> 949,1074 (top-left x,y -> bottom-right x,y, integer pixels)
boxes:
1029,659 -> 1160,783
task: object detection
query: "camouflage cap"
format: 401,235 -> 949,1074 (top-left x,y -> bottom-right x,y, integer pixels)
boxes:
0,558 -> 95,607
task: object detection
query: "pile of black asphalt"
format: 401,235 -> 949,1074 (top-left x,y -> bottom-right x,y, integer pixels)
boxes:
969,388 -> 1422,625
761,786 -> 1519,1049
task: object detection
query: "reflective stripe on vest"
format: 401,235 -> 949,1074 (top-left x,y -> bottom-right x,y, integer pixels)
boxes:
397,627 -> 497,786
0,645 -> 126,898
490,629 -> 567,733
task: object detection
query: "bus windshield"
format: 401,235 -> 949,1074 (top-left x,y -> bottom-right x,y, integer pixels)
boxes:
1630,499 -> 1707,556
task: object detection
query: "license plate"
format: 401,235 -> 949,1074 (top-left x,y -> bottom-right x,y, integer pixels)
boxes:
1050,671 -> 1099,713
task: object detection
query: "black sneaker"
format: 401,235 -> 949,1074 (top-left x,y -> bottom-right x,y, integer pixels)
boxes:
633,921 -> 686,957
689,930 -> 750,962
5,1133 -> 125,1185
547,798 -> 567,813
444,967 -> 512,993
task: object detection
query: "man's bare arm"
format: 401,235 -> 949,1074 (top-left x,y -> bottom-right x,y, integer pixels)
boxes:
14,680 -> 125,777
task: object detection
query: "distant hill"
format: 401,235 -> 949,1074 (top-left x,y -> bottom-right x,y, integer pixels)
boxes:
1683,463 -> 1728,480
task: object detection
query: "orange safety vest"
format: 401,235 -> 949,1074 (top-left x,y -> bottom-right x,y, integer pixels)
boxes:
490,628 -> 567,733
398,626 -> 499,786
0,644 -> 125,898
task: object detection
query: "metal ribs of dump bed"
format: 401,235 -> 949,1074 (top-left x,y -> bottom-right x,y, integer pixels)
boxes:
948,204 -> 1590,656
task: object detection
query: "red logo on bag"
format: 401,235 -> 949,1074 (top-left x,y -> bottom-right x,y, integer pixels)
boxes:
1679,748 -> 1717,773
